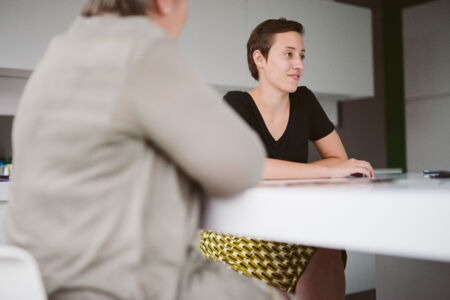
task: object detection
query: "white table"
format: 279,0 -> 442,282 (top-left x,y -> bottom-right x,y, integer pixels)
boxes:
2,175 -> 449,298
202,173 -> 450,299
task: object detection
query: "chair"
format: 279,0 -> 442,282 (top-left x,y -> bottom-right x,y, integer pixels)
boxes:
0,246 -> 47,300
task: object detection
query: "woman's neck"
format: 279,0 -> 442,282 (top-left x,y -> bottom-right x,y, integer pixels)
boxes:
248,84 -> 290,114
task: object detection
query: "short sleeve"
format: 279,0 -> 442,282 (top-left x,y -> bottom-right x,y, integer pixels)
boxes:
303,87 -> 335,141
223,91 -> 252,124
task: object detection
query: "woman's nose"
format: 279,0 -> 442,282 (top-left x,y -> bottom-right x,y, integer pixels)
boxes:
294,57 -> 304,70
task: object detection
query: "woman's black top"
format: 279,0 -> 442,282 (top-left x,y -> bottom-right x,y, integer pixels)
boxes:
224,86 -> 334,163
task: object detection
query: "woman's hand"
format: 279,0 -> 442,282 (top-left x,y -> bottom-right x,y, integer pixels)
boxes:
327,158 -> 374,178
264,132 -> 375,180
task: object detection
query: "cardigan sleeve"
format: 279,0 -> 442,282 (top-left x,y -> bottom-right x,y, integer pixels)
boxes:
116,38 -> 266,197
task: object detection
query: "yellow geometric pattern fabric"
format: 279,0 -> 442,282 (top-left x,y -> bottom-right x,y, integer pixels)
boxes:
200,230 -> 316,293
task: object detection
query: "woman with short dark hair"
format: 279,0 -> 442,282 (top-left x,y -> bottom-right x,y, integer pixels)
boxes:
201,18 -> 374,300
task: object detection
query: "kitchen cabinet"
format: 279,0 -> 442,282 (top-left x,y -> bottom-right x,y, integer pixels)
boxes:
179,0 -> 374,99
1,0 -> 374,120
178,0 -> 251,89
0,0 -> 373,98
0,69 -> 29,116
0,0 -> 86,70
247,0 -> 374,98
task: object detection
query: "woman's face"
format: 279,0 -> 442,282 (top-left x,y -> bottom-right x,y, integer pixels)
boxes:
169,0 -> 189,39
258,31 -> 305,93
150,0 -> 189,40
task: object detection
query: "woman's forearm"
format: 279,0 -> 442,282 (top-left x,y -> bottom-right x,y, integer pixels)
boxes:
263,158 -> 332,180
263,157 -> 374,180
309,157 -> 347,167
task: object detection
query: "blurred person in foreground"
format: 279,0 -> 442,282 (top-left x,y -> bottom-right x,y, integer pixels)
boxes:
4,0 -> 290,299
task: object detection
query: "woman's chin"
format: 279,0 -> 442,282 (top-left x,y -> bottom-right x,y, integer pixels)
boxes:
286,85 -> 299,93
273,83 -> 299,94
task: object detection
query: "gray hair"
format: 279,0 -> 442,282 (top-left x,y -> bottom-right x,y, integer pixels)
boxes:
81,0 -> 153,17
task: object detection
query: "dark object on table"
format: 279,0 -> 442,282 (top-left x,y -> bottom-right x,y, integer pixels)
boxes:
423,170 -> 450,179
350,173 -> 366,178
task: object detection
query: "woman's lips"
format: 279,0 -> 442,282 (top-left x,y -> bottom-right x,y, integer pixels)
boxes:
288,74 -> 300,80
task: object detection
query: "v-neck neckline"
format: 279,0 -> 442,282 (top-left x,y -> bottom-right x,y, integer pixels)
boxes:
245,92 -> 293,143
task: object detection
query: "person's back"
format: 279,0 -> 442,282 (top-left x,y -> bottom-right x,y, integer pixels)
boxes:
7,16 -> 183,298
5,11 -> 273,300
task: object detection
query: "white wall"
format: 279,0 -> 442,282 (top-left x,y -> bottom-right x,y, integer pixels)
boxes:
376,255 -> 450,300
178,0 -> 250,89
0,71 -> 28,116
345,251 -> 376,294
0,0 -> 85,115
403,0 -> 450,172
0,0 -> 86,70
406,97 -> 450,171
374,2 -> 450,299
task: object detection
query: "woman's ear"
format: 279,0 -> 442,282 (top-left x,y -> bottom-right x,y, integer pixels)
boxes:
253,50 -> 266,69
150,0 -> 171,15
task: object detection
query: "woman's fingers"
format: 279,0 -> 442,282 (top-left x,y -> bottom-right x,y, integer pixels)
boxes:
355,166 -> 371,178
351,159 -> 374,178
329,158 -> 375,178
361,161 -> 374,178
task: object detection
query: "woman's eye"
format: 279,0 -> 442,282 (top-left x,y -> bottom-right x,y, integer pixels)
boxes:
301,55 -> 305,60
285,52 -> 292,57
